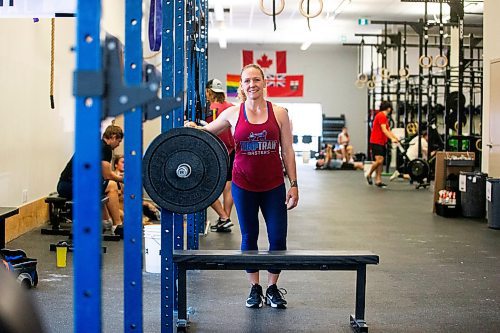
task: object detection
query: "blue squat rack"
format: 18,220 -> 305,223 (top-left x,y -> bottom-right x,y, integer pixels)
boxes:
73,1 -> 208,332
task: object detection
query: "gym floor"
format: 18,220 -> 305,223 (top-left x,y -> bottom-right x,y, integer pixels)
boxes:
7,163 -> 500,333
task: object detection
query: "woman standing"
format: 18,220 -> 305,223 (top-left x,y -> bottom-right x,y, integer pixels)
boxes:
198,64 -> 299,309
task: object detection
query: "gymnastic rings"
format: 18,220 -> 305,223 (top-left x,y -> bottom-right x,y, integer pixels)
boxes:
259,0 -> 285,16
434,55 -> 448,68
380,68 -> 390,80
354,79 -> 365,89
399,67 -> 410,79
299,0 -> 323,18
367,80 -> 376,90
419,55 -> 433,69
357,73 -> 368,83
476,139 -> 482,151
406,122 -> 418,136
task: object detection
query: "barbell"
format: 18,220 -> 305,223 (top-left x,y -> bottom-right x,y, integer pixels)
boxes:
143,127 -> 229,214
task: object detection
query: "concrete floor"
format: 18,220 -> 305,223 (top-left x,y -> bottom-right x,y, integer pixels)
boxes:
6,163 -> 500,333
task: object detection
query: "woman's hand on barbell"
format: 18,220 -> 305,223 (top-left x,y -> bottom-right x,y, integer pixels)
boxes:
184,121 -> 198,128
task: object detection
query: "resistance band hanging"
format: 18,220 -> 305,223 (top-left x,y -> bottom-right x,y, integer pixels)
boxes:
148,0 -> 162,51
49,18 -> 55,109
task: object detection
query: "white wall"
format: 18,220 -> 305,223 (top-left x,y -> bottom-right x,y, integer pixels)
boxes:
0,1 -> 125,207
207,43 -> 367,153
0,19 -> 75,206
483,0 -> 500,176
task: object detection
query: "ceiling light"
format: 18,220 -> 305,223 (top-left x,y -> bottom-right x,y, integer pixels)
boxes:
300,41 -> 312,51
330,0 -> 351,20
218,34 -> 227,49
214,1 -> 224,22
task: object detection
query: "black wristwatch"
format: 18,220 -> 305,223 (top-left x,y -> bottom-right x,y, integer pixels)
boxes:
289,180 -> 298,188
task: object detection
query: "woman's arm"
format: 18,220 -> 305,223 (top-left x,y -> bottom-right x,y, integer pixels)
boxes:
274,104 -> 299,210
188,105 -> 239,135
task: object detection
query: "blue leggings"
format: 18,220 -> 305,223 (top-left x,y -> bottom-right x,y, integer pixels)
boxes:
232,183 -> 287,274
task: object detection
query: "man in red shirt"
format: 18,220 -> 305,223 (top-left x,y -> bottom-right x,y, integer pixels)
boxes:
366,101 -> 399,187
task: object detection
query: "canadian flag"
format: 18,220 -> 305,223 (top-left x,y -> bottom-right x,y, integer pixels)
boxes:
242,50 -> 287,74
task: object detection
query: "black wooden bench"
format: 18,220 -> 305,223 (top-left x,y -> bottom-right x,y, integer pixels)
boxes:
41,193 -> 119,242
0,207 -> 19,249
173,250 -> 379,333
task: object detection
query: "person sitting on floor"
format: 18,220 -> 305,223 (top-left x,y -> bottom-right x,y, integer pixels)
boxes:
316,144 -> 363,170
335,126 -> 353,162
112,155 -> 160,224
315,157 -> 363,170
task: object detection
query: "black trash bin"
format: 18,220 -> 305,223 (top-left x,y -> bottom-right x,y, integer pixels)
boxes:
487,178 -> 500,229
459,171 -> 488,218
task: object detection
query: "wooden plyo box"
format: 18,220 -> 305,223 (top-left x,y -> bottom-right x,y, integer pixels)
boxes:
433,151 -> 475,213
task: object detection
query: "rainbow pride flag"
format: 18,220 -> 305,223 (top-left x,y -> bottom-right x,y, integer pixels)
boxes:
226,74 -> 240,97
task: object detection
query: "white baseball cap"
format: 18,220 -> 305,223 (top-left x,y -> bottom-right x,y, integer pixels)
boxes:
207,79 -> 224,93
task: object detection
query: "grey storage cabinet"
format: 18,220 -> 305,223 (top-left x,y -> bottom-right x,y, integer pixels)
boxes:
487,178 -> 500,229
459,171 -> 488,218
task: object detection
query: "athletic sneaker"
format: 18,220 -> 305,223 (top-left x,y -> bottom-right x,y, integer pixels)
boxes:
365,173 -> 373,185
246,284 -> 264,308
210,218 -> 233,232
265,284 -> 288,309
218,218 -> 233,229
389,170 -> 400,181
102,219 -> 113,231
375,182 -> 388,188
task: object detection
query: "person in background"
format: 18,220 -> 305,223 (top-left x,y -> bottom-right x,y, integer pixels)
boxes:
335,126 -> 353,162
186,64 -> 299,310
205,78 -> 236,232
57,124 -> 124,231
112,155 -> 160,223
365,101 -> 399,188
390,130 -> 429,181
316,144 -> 363,170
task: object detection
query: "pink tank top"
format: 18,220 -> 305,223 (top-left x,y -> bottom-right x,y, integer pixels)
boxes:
233,101 -> 284,192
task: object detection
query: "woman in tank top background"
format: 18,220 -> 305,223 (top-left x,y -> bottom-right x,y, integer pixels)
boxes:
189,64 -> 299,309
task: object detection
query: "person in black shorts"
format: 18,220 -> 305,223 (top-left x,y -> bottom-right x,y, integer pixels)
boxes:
366,101 -> 399,187
57,124 -> 124,230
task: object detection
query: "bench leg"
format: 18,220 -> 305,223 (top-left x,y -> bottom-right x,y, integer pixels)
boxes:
350,265 -> 368,333
176,267 -> 188,331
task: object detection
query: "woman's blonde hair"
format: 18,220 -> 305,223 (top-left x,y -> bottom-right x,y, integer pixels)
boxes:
240,63 -> 265,81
